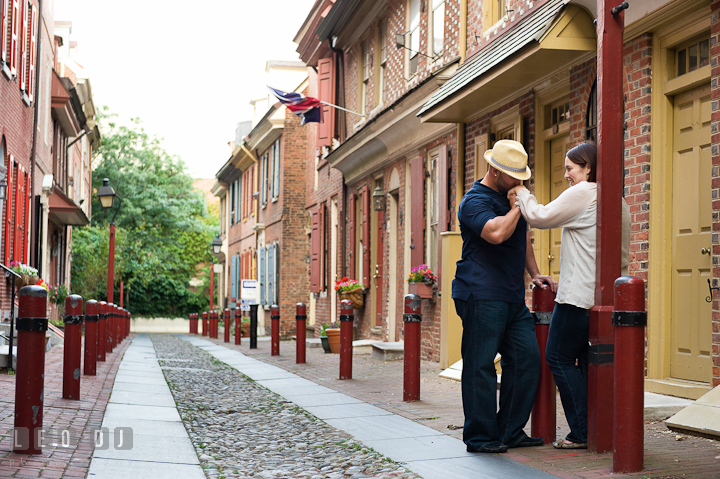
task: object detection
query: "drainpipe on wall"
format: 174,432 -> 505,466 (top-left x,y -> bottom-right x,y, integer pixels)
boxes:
28,0 -> 44,269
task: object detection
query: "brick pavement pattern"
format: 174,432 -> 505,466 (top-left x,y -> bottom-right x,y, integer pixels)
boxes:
208,333 -> 720,479
0,335 -> 132,478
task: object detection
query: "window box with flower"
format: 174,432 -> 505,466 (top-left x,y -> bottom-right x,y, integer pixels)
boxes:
407,264 -> 436,299
334,277 -> 365,309
5,261 -> 39,288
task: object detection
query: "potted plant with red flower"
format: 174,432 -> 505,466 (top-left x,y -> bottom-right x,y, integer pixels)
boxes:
407,264 -> 436,299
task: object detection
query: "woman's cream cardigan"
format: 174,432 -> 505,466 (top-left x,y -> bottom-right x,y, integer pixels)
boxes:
516,181 -> 630,309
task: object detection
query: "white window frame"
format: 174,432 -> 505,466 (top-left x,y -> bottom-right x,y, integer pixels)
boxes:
430,0 -> 445,59
407,0 -> 420,76
271,139 -> 280,201
426,147 -> 440,274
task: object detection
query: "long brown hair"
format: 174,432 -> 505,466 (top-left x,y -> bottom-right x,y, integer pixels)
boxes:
566,142 -> 596,182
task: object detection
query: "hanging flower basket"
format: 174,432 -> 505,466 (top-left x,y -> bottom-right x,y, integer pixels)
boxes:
339,290 -> 364,309
14,274 -> 39,288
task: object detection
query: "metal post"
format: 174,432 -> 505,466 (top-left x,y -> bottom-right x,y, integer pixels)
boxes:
97,301 -> 107,362
589,0 -> 627,453
202,311 -> 208,337
271,305 -> 280,356
108,223 -> 115,305
403,294 -> 422,401
235,309 -> 242,345
84,300 -> 98,376
339,300 -> 354,380
224,308 -> 231,343
531,286 -> 557,444
106,302 -> 114,353
296,302 -> 306,363
613,276 -> 646,473
13,285 -> 48,454
63,294 -> 83,400
249,304 -> 258,349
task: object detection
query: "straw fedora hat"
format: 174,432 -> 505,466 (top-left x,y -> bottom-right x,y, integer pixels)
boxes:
484,139 -> 531,180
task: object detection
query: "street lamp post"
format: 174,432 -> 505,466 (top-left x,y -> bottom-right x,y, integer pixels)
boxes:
97,178 -> 122,304
209,234 -> 222,311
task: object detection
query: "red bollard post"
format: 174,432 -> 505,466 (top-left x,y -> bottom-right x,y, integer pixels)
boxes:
339,300 -> 354,380
13,285 -> 48,454
202,311 -> 208,336
106,303 -> 115,353
613,276 -> 646,473
63,294 -> 84,400
531,286 -> 557,444
224,308 -> 231,343
83,300 -> 98,376
271,305 -> 280,356
116,305 -> 122,345
111,304 -> 118,349
403,294 -> 422,401
98,301 -> 107,362
235,309 -> 242,345
213,310 -> 219,339
189,312 -> 195,334
296,302 -> 306,364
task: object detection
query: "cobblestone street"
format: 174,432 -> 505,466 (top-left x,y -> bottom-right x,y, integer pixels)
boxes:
152,334 -> 422,479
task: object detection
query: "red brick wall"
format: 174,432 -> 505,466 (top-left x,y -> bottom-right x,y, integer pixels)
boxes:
711,0 -> 720,387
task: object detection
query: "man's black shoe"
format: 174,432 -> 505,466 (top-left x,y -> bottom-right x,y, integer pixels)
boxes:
466,441 -> 508,453
509,436 -> 544,448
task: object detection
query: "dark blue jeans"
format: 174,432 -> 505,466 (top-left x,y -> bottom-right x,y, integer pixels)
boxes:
454,296 -> 540,449
545,302 -> 589,443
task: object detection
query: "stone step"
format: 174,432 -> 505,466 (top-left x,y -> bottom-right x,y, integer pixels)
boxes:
0,345 -> 17,369
371,341 -> 404,361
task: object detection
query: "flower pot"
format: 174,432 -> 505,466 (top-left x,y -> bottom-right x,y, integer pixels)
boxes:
325,328 -> 341,353
339,290 -> 364,309
320,336 -> 332,353
408,282 -> 433,299
242,323 -> 251,337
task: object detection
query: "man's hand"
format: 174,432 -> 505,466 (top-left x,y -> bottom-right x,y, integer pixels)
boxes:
532,274 -> 558,293
507,185 -> 527,206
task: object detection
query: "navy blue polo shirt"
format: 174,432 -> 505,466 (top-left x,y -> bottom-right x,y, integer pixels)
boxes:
452,181 -> 527,303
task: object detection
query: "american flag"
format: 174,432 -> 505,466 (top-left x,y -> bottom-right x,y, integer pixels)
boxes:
267,86 -> 322,125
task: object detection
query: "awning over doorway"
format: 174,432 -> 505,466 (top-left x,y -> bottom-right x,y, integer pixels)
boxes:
417,0 -> 597,123
49,188 -> 89,226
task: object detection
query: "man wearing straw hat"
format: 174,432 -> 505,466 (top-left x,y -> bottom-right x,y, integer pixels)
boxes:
453,139 -> 557,454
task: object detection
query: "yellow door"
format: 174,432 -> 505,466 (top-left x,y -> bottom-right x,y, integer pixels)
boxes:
670,84 -> 712,383
548,134 -> 570,280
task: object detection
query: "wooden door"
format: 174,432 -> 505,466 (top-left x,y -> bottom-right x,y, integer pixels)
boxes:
548,134 -> 570,280
375,208 -> 385,327
670,84 -> 712,383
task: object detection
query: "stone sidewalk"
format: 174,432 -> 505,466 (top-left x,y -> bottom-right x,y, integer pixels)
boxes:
203,331 -> 720,479
0,334 -> 131,478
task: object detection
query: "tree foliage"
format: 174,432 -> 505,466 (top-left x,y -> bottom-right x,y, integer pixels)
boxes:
71,108 -> 218,316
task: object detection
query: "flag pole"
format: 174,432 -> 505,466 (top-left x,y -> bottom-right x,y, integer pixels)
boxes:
319,101 -> 365,118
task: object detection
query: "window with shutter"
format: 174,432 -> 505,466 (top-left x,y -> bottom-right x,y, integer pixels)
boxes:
348,192 -> 355,279
1,0 -> 8,66
260,153 -> 268,206
410,157 -> 424,267
272,139 -> 280,200
14,161 -> 23,263
4,155 -> 13,265
317,56 -> 335,147
319,203 -> 326,291
229,182 -> 235,225
235,177 -> 241,223
258,246 -> 266,305
9,0 -> 18,75
436,144 -> 449,290
23,167 -> 30,263
310,208 -> 320,292
268,243 -> 274,305
361,187 -> 370,287
25,2 -> 34,100
17,0 -> 25,91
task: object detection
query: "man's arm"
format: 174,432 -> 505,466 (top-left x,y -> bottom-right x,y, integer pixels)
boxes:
525,231 -> 558,292
480,206 -> 523,245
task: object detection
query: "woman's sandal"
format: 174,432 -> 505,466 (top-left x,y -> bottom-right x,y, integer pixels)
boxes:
552,439 -> 587,449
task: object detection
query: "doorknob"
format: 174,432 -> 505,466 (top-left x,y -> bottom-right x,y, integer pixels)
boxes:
373,264 -> 381,280
548,254 -> 555,262
701,247 -> 712,255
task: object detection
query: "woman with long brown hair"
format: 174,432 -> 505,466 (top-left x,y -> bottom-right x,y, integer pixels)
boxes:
508,142 -> 629,449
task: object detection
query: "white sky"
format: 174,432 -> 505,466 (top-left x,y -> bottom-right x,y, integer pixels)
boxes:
54,0 -> 316,178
